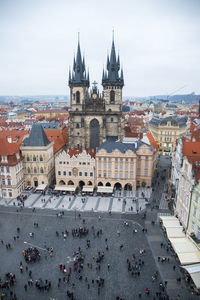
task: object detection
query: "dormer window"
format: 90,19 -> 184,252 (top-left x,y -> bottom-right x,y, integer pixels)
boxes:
1,156 -> 7,162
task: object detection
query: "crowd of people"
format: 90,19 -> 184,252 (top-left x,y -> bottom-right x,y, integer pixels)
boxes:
22,247 -> 40,263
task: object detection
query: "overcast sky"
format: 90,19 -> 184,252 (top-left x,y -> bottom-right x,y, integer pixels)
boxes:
0,0 -> 199,97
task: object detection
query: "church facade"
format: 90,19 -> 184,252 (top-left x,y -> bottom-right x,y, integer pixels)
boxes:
68,38 -> 124,150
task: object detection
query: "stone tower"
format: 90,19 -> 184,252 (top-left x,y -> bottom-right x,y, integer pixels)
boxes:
68,36 -> 124,150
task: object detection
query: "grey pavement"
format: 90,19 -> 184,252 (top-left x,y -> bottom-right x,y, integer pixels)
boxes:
0,206 -> 167,300
0,156 -> 198,300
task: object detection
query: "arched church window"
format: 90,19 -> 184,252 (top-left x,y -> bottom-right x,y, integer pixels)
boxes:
76,123 -> 79,128
76,91 -> 80,104
27,167 -> 31,174
40,168 -> 44,173
34,167 -> 37,174
110,90 -> 115,104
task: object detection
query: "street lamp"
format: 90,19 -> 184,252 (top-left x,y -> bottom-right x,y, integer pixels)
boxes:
74,206 -> 78,220
24,241 -> 49,253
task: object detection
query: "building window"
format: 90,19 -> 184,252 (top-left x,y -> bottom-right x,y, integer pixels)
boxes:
27,156 -> 30,161
76,123 -> 79,128
110,90 -> 115,104
1,167 -> 4,172
104,157 -> 106,161
125,164 -> 128,170
131,158 -> 133,162
138,161 -> 141,167
120,173 -> 123,178
40,156 -> 43,161
90,172 -> 93,177
58,171 -> 61,176
99,174 -> 101,178
40,168 -> 44,173
125,173 -> 128,179
108,163 -> 111,169
79,172 -> 82,176
193,206 -> 197,217
130,164 -> 134,171
191,222 -> 195,231
28,167 -> 31,174
63,171 -> 66,176
111,117 -> 113,122
33,156 -> 36,161
137,169 -> 141,176
85,172 -> 87,176
69,171 -> 72,176
7,179 -> 11,185
145,156 -> 148,160
115,164 -> 118,170
115,173 -> 118,178
197,227 -> 200,239
6,167 -> 10,173
99,158 -> 101,161
120,164 -> 123,170
76,91 -> 80,104
108,158 -> 111,161
9,192 -> 12,197
115,158 -> 118,162
34,168 -> 37,174
2,179 -> 5,185
104,173 -> 106,178
108,172 -> 111,177
145,162 -> 148,168
145,170 -> 148,177
130,173 -> 133,179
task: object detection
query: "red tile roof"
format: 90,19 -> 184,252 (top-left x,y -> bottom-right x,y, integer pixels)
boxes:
0,138 -> 19,156
183,142 -> 200,182
0,129 -> 29,145
146,132 -> 159,150
67,148 -> 96,158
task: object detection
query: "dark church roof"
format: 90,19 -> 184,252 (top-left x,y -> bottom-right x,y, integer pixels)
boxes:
149,116 -> 188,128
68,37 -> 89,87
23,124 -> 50,147
102,37 -> 124,87
97,140 -> 154,154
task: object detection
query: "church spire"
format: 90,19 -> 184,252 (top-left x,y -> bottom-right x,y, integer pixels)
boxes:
102,34 -> 124,87
69,34 -> 89,87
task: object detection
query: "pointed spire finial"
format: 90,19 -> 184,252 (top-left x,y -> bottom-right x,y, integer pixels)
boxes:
69,66 -> 71,82
112,28 -> 114,43
78,31 -> 80,44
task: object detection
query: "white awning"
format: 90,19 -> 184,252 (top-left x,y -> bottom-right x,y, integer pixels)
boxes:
97,186 -> 113,193
159,216 -> 177,221
165,227 -> 185,238
36,184 -> 47,191
178,252 -> 200,265
82,186 -> 94,192
162,219 -> 181,228
54,185 -> 76,192
182,264 -> 200,288
169,237 -> 198,254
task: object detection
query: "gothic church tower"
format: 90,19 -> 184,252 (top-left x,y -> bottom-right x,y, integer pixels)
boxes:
68,36 -> 124,150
